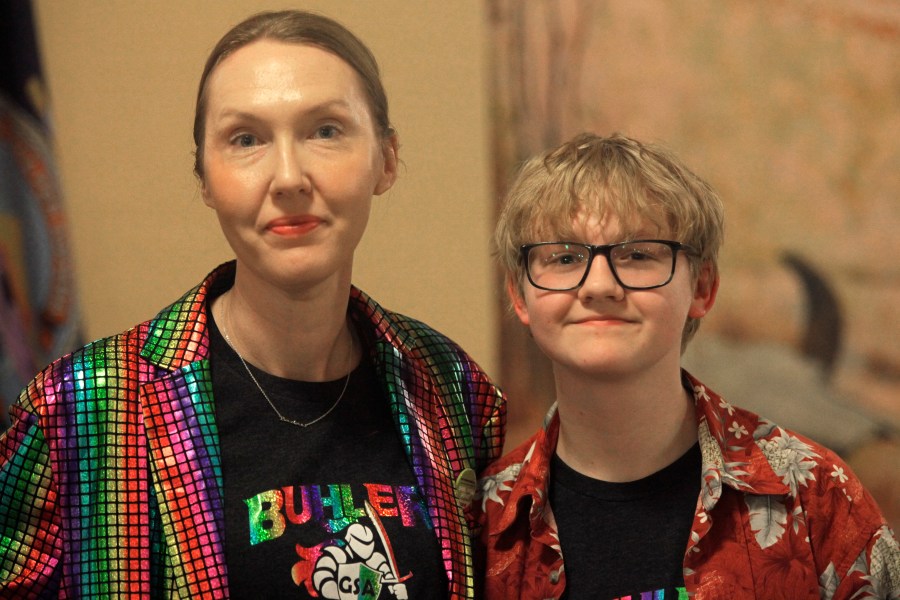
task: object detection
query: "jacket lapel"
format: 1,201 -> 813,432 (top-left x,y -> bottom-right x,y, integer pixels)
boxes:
353,289 -> 476,600
139,263 -> 231,596
141,361 -> 229,598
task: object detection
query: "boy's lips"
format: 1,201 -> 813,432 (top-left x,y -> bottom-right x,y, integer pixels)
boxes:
572,315 -> 632,325
265,215 -> 324,236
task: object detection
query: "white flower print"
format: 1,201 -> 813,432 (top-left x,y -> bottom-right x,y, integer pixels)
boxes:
478,462 -> 522,510
718,397 -> 735,416
871,527 -> 900,595
818,562 -> 839,599
720,465 -> 752,492
746,495 -> 788,549
688,531 -> 702,554
831,465 -> 848,484
756,429 -> 821,496
728,421 -> 748,439
844,529 -> 900,599
693,384 -> 710,403
549,529 -> 562,556
752,418 -> 779,441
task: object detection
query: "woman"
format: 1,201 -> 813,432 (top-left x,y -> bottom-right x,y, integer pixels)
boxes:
0,11 -> 505,599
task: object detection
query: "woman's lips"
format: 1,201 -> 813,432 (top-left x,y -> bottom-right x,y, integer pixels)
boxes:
266,216 -> 323,236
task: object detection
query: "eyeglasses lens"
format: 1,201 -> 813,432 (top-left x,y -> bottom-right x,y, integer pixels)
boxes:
527,242 -> 676,290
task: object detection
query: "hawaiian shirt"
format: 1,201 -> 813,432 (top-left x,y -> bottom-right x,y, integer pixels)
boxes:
473,371 -> 900,599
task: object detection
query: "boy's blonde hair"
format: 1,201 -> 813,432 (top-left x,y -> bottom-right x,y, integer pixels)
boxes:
495,133 -> 725,347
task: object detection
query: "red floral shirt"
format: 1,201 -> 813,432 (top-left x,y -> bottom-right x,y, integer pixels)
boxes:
472,372 -> 900,599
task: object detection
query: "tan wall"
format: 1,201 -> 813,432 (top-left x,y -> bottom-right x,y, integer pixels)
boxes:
33,0 -> 498,377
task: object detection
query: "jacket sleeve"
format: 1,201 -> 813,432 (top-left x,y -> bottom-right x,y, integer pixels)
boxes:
470,366 -> 506,471
0,380 -> 63,597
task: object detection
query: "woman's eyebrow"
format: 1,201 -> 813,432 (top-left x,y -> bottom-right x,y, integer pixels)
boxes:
213,98 -> 355,121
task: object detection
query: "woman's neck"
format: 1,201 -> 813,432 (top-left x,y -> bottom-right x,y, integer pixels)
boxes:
211,264 -> 359,381
553,367 -> 698,482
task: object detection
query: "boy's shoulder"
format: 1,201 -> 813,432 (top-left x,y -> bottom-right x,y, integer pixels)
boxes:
481,433 -> 538,478
475,408 -> 559,521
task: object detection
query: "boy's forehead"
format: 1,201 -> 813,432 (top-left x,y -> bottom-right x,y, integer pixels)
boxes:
525,204 -> 668,241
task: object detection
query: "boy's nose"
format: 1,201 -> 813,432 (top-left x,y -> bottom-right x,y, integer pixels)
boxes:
577,255 -> 625,300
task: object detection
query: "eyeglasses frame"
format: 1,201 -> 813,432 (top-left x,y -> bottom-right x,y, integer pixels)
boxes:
519,239 -> 700,291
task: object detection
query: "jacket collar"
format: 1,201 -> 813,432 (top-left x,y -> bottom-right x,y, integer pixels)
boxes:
139,261 -> 420,370
140,262 -> 227,369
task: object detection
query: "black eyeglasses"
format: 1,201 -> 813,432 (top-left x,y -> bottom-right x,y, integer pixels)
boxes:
520,240 -> 698,291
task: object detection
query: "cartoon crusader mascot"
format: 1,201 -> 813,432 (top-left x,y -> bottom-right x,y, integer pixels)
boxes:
312,502 -> 411,599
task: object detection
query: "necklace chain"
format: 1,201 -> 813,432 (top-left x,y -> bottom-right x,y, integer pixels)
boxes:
221,326 -> 353,428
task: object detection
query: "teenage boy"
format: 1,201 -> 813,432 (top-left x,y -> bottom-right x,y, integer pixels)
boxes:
474,133 -> 899,599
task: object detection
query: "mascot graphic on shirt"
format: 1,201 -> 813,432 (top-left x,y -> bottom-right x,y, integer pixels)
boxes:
310,501 -> 412,600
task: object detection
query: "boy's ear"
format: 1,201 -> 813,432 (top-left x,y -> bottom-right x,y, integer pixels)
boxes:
507,277 -> 531,326
688,262 -> 719,319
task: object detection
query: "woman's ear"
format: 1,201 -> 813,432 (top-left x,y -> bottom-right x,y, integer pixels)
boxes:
688,262 -> 719,319
374,133 -> 399,195
200,180 -> 216,209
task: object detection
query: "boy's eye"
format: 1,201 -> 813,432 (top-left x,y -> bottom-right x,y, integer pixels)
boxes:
625,250 -> 652,261
546,251 -> 586,266
614,243 -> 667,264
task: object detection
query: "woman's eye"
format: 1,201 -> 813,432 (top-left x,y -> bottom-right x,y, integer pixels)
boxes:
231,133 -> 258,148
315,125 -> 339,139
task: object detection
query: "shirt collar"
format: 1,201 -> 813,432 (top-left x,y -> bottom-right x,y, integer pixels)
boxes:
486,402 -> 560,536
686,371 -> 791,500
490,372 -> 791,536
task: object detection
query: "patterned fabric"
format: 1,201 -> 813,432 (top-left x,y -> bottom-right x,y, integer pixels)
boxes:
0,261 -> 506,599
473,372 -> 899,600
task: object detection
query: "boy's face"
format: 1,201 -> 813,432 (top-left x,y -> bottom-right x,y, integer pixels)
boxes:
510,212 -> 717,383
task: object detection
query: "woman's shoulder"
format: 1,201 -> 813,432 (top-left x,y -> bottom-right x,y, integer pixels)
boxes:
349,286 -> 469,355
19,266 -> 226,413
16,322 -> 146,414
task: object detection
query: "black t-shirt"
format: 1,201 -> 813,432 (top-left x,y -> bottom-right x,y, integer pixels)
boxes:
209,316 -> 446,599
550,443 -> 701,600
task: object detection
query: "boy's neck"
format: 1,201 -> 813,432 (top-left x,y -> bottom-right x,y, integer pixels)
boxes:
553,368 -> 698,483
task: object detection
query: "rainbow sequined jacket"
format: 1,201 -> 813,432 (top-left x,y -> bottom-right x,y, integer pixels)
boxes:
0,262 -> 506,599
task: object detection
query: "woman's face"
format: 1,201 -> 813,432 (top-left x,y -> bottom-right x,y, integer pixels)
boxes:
200,39 -> 397,293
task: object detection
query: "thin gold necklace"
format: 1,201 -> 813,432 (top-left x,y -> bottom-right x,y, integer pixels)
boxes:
220,324 -> 353,428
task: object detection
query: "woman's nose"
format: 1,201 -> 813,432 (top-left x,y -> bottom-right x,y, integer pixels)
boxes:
271,140 -> 310,196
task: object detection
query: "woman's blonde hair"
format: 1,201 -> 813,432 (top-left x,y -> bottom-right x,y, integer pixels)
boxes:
495,132 -> 724,346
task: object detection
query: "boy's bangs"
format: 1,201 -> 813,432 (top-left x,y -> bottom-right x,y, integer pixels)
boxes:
523,176 -> 673,243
